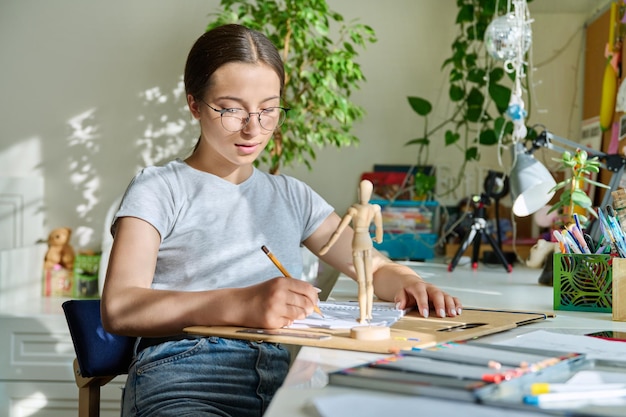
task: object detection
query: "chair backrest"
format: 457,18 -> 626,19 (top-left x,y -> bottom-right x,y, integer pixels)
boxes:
62,299 -> 135,378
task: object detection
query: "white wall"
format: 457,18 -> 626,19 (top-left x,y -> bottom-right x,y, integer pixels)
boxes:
287,3 -> 592,212
0,0 -> 594,251
1,0 -> 215,249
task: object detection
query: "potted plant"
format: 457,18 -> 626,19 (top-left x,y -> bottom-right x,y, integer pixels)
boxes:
405,0 -> 534,197
538,148 -> 609,287
206,0 -> 377,174
548,149 -> 608,227
413,169 -> 437,200
548,148 -> 612,307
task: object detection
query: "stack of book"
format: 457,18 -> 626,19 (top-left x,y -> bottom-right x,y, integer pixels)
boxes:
327,343 -> 626,415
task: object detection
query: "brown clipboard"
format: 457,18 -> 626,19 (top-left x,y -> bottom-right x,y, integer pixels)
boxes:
184,307 -> 554,354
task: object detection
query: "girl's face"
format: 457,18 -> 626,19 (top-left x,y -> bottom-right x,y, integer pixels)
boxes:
187,62 -> 282,179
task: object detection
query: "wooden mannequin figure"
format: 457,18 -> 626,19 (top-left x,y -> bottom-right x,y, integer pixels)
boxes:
320,179 -> 383,326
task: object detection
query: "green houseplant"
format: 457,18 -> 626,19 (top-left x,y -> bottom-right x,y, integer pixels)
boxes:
405,0 -> 534,197
207,0 -> 376,174
549,149 -> 608,227
549,149 -> 611,298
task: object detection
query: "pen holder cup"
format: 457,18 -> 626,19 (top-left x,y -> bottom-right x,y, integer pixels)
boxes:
553,253 -> 612,312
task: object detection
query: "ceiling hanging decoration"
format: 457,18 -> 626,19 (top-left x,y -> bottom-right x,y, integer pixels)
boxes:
484,0 -> 533,142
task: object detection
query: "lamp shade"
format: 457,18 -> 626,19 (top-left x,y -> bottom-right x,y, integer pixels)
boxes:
509,142 -> 556,217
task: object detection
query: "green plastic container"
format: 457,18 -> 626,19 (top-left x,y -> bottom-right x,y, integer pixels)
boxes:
553,253 -> 612,312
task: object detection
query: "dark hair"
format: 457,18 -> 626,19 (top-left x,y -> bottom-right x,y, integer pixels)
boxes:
184,24 -> 285,101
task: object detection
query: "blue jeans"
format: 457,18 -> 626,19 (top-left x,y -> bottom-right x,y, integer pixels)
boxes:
121,337 -> 290,417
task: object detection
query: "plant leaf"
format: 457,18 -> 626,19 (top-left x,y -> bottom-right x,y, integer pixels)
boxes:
467,68 -> 486,84
571,189 -> 593,208
465,88 -> 484,122
479,129 -> 498,145
488,82 -> 511,113
466,146 -> 479,160
489,67 -> 505,82
449,84 -> 465,101
407,96 -> 432,116
445,130 -> 460,145
405,137 -> 430,146
584,178 -> 610,189
456,4 -> 474,23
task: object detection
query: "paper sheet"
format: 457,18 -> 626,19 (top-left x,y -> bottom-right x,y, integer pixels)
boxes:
289,301 -> 407,330
313,393 -> 542,417
568,370 -> 626,384
493,330 -> 626,362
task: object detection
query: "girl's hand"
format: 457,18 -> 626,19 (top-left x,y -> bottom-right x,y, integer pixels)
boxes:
393,279 -> 462,319
234,277 -> 320,329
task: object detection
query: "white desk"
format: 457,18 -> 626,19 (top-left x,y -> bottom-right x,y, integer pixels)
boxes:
265,261 -> 626,417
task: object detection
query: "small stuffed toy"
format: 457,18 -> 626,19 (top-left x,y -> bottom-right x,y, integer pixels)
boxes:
43,227 -> 75,272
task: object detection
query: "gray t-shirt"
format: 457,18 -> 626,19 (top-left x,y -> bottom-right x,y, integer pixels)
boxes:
113,159 -> 334,291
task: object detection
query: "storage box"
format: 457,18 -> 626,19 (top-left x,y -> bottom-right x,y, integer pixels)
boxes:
374,232 -> 437,261
369,200 -> 439,260
371,200 -> 439,234
73,253 -> 101,298
553,253 -> 612,312
43,266 -> 73,297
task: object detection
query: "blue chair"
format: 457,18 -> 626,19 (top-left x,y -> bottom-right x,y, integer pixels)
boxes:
62,299 -> 135,417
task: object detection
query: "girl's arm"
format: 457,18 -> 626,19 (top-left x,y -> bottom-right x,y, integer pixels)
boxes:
101,217 -> 320,336
306,213 -> 462,318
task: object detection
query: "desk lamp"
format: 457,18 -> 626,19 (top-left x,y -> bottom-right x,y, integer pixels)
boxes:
509,141 -> 556,217
509,128 -> 626,241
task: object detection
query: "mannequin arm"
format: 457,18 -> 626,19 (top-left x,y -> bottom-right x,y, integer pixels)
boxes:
319,209 -> 355,255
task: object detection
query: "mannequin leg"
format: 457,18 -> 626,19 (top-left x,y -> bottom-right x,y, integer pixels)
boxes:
364,249 -> 374,320
353,252 -> 367,323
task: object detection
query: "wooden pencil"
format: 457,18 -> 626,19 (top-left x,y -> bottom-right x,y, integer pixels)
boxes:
261,246 -> 324,317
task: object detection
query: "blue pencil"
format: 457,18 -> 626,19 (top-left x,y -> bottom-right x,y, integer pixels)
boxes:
573,213 -> 582,233
604,207 -> 626,257
598,209 -> 618,255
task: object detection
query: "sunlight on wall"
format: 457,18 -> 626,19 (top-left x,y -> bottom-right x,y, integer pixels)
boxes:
59,79 -> 198,250
67,109 -> 101,248
136,77 -> 198,168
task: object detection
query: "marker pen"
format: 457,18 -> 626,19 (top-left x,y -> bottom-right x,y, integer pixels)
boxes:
524,388 -> 626,405
530,382 -> 626,395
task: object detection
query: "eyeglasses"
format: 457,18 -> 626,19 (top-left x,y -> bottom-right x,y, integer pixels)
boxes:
201,100 -> 290,132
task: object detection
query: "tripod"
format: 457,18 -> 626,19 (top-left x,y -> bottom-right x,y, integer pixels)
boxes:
448,194 -> 513,273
